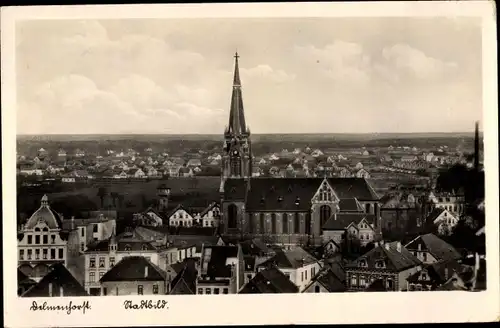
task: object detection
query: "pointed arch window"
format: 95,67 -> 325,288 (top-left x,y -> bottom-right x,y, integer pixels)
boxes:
294,213 -> 300,234
283,213 -> 289,234
271,213 -> 276,234
319,183 -> 332,201
259,213 -> 265,233
305,212 -> 311,235
227,204 -> 238,229
319,205 -> 331,228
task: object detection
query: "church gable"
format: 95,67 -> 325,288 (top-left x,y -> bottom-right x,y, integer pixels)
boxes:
312,179 -> 339,203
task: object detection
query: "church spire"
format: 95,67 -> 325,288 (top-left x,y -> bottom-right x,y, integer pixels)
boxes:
227,51 -> 247,136
474,121 -> 480,171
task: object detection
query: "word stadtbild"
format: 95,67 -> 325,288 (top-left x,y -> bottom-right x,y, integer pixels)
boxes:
123,300 -> 169,310
30,300 -> 91,315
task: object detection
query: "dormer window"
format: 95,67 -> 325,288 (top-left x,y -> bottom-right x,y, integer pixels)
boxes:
278,196 -> 283,202
295,197 -> 300,206
359,259 -> 367,267
375,260 -> 386,268
141,244 -> 148,251
124,244 -> 131,251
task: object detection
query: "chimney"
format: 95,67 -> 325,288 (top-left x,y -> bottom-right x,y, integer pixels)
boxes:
374,241 -> 379,247
444,268 -> 449,280
396,242 -> 402,253
48,283 -> 53,297
144,266 -> 149,278
59,286 -> 64,297
385,243 -> 390,250
71,216 -> 75,230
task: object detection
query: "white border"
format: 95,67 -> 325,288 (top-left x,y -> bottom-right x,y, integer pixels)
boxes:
2,2 -> 499,327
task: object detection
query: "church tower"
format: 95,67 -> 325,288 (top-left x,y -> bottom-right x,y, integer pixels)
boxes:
221,52 -> 252,182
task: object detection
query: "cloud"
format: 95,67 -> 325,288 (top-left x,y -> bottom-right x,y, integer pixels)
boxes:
380,43 -> 458,81
240,65 -> 296,83
294,41 -> 371,85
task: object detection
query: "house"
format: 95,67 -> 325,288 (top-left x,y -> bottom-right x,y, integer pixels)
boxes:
178,166 -> 194,177
303,262 -> 346,293
62,214 -> 117,255
256,247 -> 321,292
17,195 -> 69,282
21,263 -> 88,297
345,241 -> 421,291
426,192 -> 465,217
147,167 -> 160,177
356,169 -> 370,179
405,233 -> 461,264
83,230 -> 178,295
362,150 -> 370,156
186,159 -> 202,168
406,259 -> 469,291
197,245 -> 244,294
425,208 -> 459,236
62,176 -> 76,183
113,171 -> 128,179
311,149 -> 324,157
168,205 -> 195,227
401,155 -> 418,162
100,256 -> 167,295
133,207 -> 165,227
198,202 -> 221,227
425,153 -> 435,162
322,213 -> 377,247
75,149 -> 86,157
128,168 -> 146,178
58,149 -> 67,157
239,266 -> 299,294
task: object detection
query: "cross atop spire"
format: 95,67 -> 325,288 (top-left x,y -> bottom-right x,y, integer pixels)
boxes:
233,51 -> 241,86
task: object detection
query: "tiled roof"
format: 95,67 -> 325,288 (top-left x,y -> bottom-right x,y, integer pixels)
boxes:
435,277 -> 468,291
366,279 -> 387,292
169,259 -> 198,295
199,202 -> 219,218
223,178 -> 379,210
100,256 -> 166,282
347,242 -> 421,272
239,266 -> 299,294
202,246 -> 239,279
17,269 -> 36,286
86,232 -> 156,252
22,263 -> 88,297
258,247 -> 318,269
338,198 -> 364,212
240,238 -> 275,257
322,213 -> 374,231
25,200 -> 63,230
244,256 -> 257,272
406,259 -> 462,285
405,233 -> 461,262
425,208 -> 446,223
307,266 -> 346,293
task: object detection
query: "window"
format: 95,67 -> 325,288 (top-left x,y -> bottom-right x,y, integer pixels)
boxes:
319,205 -> 331,228
422,253 -> 427,262
35,235 -> 40,244
89,257 -> 96,268
205,288 -> 211,294
227,204 -> 238,229
305,213 -> 311,235
109,257 -> 115,267
137,285 -> 143,295
19,250 -> 24,260
283,214 -> 288,234
421,273 -> 428,280
50,249 -> 56,259
271,213 -> 276,234
223,288 -> 229,294
35,249 -> 40,260
142,245 -> 148,251
365,203 -> 371,213
301,271 -> 304,282
27,235 -> 32,244
386,278 -> 394,290
153,285 -> 159,294
124,244 -> 131,251
247,274 -> 252,281
99,257 -> 105,268
81,228 -> 85,237
285,273 -> 291,280
42,235 -> 48,244
93,224 -> 98,233
359,260 -> 367,267
259,213 -> 265,233
360,276 -> 366,287
315,286 -> 320,293
51,235 -> 55,244
99,272 -> 105,280
198,288 -> 203,294
351,275 -> 357,286
305,270 -> 308,280
214,288 -> 220,295
80,243 -> 85,252
375,260 -> 385,268
311,267 -> 315,277
89,272 -> 95,283
58,249 -> 64,259
294,213 -> 300,233
27,249 -> 32,260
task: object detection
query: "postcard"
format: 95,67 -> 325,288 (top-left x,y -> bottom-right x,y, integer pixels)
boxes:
2,2 -> 499,327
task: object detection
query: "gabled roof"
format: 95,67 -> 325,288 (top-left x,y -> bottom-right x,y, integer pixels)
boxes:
239,266 -> 299,294
100,256 -> 166,282
86,232 -> 157,252
22,263 -> 88,297
322,213 -> 374,231
18,269 -> 36,286
169,259 -> 198,295
405,233 -> 461,262
305,266 -> 346,293
257,247 -> 318,269
406,259 -> 463,285
223,178 -> 379,210
240,238 -> 275,257
347,242 -> 421,272
425,207 -> 447,223
199,202 -> 219,218
338,198 -> 364,212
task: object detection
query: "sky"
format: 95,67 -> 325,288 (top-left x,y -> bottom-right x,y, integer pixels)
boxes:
15,17 -> 483,134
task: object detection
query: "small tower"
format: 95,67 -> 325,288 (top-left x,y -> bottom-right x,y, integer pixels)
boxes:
157,184 -> 171,212
41,194 -> 49,207
108,225 -> 117,253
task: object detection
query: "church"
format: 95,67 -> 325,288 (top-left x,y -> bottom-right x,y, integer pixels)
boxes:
220,53 -> 382,247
